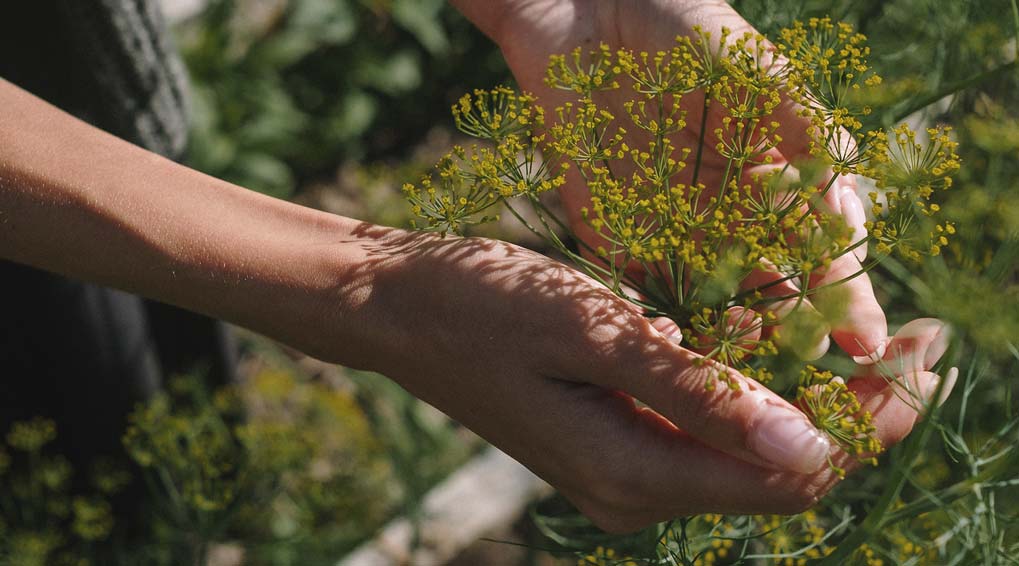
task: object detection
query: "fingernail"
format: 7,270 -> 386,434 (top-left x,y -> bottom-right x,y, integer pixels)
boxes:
840,190 -> 867,262
652,318 -> 684,345
923,367 -> 958,407
924,323 -> 952,369
939,367 -> 959,406
884,319 -> 951,373
749,405 -> 831,474
801,333 -> 830,362
826,181 -> 844,214
852,338 -> 888,366
659,327 -> 683,345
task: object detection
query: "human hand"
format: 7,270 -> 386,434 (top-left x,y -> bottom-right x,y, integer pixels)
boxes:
0,76 -> 950,533
453,0 -> 886,360
335,225 -> 952,532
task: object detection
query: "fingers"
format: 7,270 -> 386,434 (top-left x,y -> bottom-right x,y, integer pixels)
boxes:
807,249 -> 887,358
532,310 -> 955,533
741,264 -> 830,361
547,364 -> 958,533
736,163 -> 872,359
859,318 -> 951,377
526,383 -> 831,532
833,367 -> 956,475
743,116 -> 876,360
555,313 -> 831,475
831,317 -> 955,474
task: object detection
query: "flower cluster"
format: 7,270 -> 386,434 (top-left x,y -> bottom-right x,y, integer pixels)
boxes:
798,366 -> 880,478
404,21 -> 958,468
0,417 -> 122,565
864,124 -> 960,259
123,370 -> 391,532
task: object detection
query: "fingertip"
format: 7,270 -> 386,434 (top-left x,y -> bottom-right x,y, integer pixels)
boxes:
850,337 -> 889,366
809,253 -> 888,359
839,186 -> 868,262
850,371 -> 935,447
802,333 -> 831,362
652,317 -> 683,345
828,277 -> 888,358
747,397 -> 831,474
834,325 -> 888,360
862,318 -> 950,375
938,367 -> 959,406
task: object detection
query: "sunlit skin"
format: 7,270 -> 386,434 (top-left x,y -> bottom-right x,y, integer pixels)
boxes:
454,0 -> 890,359
0,0 -> 955,534
419,10 -> 959,469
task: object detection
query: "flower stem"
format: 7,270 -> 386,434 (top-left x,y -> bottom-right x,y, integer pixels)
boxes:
814,392 -> 941,565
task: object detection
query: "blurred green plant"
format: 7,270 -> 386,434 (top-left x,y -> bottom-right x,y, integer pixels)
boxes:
178,0 -> 508,198
0,353 -> 479,565
120,369 -> 396,564
0,417 -> 125,566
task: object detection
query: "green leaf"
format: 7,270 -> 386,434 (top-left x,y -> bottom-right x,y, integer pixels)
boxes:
391,0 -> 449,55
354,50 -> 422,95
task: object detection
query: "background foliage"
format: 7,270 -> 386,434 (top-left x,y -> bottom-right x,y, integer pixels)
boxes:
3,0 -> 1019,564
180,0 -> 509,198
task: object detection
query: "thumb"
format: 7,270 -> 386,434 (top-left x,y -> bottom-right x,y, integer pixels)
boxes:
570,317 -> 832,474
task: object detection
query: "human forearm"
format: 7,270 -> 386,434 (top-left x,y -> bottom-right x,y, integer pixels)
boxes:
0,79 -> 378,365
0,76 -> 953,530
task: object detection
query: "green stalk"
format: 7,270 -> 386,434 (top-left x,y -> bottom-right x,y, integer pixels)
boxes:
690,91 -> 712,187
796,174 -> 839,225
815,396 -> 941,565
1012,0 -> 1019,81
889,60 -> 1018,125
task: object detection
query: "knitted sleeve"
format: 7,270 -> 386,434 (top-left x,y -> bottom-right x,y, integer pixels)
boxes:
0,0 -> 191,160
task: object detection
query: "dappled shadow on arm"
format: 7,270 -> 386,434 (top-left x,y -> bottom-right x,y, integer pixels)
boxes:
320,223 -> 850,519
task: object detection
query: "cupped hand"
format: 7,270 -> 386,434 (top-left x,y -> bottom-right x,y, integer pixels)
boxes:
453,0 -> 887,359
337,225 -> 952,532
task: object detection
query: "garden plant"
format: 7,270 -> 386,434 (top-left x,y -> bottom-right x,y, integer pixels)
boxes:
406,16 -> 955,481
2,0 -> 1019,564
403,9 -> 1019,566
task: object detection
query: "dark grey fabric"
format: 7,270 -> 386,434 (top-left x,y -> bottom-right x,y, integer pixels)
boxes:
58,0 -> 191,158
0,0 -> 190,159
0,1 -> 237,463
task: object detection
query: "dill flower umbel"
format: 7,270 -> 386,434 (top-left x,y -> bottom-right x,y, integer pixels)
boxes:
405,20 -> 958,469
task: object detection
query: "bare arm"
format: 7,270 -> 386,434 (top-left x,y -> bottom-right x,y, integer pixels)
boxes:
0,78 -> 377,366
0,77 -> 949,531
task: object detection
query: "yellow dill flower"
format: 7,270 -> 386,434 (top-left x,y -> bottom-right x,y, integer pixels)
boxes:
546,43 -> 620,95
797,367 -> 881,476
864,124 -> 960,260
6,417 -> 57,453
405,20 -> 960,448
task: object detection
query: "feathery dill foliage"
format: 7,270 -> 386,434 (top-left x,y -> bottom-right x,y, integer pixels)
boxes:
560,510 -> 848,566
405,17 -> 959,470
